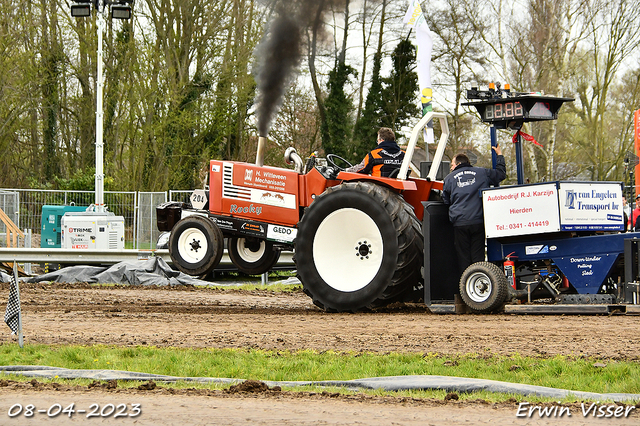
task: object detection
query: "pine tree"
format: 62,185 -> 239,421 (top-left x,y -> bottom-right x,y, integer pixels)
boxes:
320,61 -> 356,158
352,39 -> 419,159
380,39 -> 419,131
352,51 -> 385,160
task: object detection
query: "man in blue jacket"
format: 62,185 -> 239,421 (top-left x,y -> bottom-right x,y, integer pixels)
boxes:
442,145 -> 506,276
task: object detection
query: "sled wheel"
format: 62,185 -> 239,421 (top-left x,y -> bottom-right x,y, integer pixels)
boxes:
228,236 -> 280,275
459,262 -> 508,313
296,182 -> 423,312
169,215 -> 224,276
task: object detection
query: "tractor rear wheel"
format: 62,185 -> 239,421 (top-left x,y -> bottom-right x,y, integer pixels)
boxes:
169,215 -> 224,276
459,262 -> 508,313
228,236 -> 280,275
296,182 -> 423,312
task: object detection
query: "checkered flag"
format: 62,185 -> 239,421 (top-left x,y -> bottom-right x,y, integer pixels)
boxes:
4,263 -> 21,335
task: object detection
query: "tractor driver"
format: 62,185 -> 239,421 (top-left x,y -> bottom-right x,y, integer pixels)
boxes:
346,127 -> 405,178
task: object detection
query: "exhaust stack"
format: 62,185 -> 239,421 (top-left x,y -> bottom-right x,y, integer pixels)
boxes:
284,147 -> 304,173
256,136 -> 267,167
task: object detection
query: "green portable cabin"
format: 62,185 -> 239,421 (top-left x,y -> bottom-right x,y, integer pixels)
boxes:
41,205 -> 88,248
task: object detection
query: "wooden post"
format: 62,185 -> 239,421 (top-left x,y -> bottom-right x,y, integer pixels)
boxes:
0,208 -> 25,273
0,207 -> 24,248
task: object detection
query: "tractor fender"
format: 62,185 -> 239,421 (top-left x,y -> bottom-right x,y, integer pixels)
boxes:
335,172 -> 417,191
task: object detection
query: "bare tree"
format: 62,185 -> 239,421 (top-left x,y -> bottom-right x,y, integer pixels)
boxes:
266,76 -> 322,166
427,0 -> 487,155
570,0 -> 640,181
505,0 -> 594,182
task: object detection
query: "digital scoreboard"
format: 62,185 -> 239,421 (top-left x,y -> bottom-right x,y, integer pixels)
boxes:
462,86 -> 573,129
462,83 -> 574,185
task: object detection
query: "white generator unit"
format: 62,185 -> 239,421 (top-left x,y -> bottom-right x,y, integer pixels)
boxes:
61,212 -> 125,250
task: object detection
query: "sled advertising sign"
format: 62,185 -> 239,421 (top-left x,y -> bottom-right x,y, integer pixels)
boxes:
483,181 -> 625,238
483,183 -> 561,238
557,182 -> 624,231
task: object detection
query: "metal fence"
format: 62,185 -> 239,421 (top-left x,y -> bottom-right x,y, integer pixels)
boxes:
0,190 -> 19,235
0,189 -> 170,249
136,192 -> 168,249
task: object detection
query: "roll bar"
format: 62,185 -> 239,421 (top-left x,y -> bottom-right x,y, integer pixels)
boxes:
396,112 -> 449,181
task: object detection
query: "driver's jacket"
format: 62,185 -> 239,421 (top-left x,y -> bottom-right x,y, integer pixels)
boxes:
346,140 -> 405,178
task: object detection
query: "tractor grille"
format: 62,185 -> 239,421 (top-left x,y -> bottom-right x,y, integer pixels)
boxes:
222,163 -> 251,200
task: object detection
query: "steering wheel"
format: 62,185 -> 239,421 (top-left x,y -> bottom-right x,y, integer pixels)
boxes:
326,154 -> 353,171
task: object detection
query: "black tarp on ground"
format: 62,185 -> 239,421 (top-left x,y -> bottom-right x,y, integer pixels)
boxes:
2,258 -> 300,286
0,270 -> 12,282
1,366 -> 639,402
22,258 -> 211,286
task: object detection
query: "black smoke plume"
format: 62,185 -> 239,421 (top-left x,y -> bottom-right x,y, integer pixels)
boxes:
255,14 -> 301,137
254,0 -> 336,137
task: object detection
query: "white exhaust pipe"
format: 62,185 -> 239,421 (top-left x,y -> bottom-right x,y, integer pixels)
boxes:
284,147 -> 304,173
256,136 -> 267,167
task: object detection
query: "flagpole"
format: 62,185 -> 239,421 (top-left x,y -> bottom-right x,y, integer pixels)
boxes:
404,0 -> 434,162
408,24 -> 430,160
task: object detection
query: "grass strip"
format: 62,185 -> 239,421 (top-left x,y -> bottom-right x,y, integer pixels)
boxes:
0,344 -> 638,397
205,282 -> 301,291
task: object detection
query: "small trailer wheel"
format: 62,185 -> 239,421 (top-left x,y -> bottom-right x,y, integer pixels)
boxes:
228,236 -> 280,275
169,215 -> 224,276
459,262 -> 508,313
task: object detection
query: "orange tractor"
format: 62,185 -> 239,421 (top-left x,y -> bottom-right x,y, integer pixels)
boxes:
157,112 -> 449,312
159,86 -> 640,315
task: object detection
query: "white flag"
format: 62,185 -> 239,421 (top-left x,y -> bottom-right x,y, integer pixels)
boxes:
404,0 -> 434,145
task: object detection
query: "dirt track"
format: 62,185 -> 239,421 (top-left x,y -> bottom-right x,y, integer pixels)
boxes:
8,283 -> 640,359
1,283 -> 639,425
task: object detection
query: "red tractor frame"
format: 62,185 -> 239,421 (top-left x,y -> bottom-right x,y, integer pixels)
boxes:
158,112 -> 449,312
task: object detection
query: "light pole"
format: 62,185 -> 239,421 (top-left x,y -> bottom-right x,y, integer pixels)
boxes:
71,0 -> 132,212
